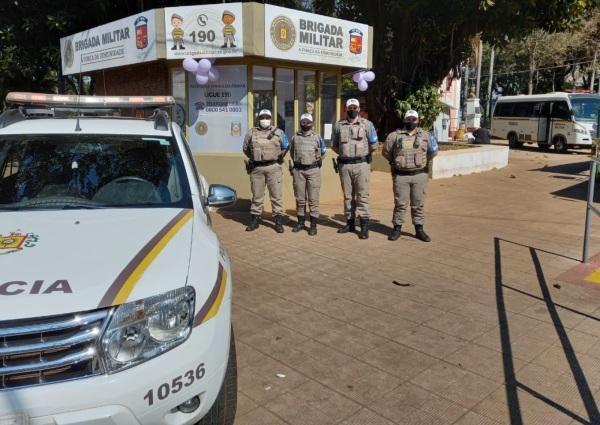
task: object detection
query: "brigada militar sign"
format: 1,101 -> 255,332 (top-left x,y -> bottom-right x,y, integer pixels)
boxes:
264,4 -> 368,68
60,10 -> 157,76
164,3 -> 244,59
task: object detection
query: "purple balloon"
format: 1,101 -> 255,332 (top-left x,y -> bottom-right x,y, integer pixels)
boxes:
352,72 -> 363,83
196,74 -> 209,85
182,58 -> 198,73
358,79 -> 368,91
208,68 -> 220,82
198,58 -> 212,73
363,71 -> 375,82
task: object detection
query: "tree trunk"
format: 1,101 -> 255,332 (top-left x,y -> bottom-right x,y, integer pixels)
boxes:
528,57 -> 535,95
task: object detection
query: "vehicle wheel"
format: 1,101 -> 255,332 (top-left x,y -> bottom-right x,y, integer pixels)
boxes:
507,133 -> 522,149
553,136 -> 568,153
197,328 -> 237,425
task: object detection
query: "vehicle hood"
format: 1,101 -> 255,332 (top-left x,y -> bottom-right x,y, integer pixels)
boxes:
0,208 -> 194,321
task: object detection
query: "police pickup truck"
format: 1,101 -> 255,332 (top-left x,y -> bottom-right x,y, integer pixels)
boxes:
0,93 -> 237,425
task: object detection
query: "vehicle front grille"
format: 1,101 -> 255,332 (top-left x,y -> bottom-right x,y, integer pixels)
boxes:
0,309 -> 110,389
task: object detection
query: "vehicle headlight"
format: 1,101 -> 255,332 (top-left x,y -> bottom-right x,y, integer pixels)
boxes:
575,128 -> 588,135
101,286 -> 195,373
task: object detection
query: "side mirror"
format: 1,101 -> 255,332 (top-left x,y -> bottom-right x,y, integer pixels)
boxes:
207,184 -> 237,208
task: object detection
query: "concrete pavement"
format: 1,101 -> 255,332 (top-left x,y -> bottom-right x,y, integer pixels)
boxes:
213,146 -> 600,425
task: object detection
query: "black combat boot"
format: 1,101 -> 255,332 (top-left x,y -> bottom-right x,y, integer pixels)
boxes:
274,215 -> 285,233
245,214 -> 260,232
388,225 -> 402,241
337,218 -> 356,233
292,215 -> 305,233
415,224 -> 431,242
359,218 -> 370,240
308,216 -> 318,236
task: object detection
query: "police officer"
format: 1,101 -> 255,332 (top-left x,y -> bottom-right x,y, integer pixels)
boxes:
290,113 -> 327,236
332,98 -> 378,239
382,109 -> 438,242
243,109 -> 289,233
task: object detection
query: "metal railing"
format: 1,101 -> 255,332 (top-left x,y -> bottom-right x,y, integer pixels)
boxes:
583,154 -> 600,262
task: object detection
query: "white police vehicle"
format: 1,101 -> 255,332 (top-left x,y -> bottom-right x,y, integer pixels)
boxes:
0,93 -> 237,425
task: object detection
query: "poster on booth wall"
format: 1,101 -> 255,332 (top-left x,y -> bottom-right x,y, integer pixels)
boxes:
188,65 -> 248,153
60,10 -> 157,75
165,3 -> 244,59
264,4 -> 368,68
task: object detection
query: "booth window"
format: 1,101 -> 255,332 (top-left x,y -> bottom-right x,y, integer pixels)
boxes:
253,66 -> 273,124
170,68 -> 186,129
320,72 -> 337,143
298,70 -> 316,120
276,68 -> 295,140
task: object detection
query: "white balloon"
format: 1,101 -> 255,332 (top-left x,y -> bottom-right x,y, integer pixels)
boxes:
363,71 -> 375,82
196,74 -> 209,85
208,68 -> 220,82
198,58 -> 212,72
182,58 -> 198,73
358,80 -> 368,91
195,66 -> 209,77
352,72 -> 363,83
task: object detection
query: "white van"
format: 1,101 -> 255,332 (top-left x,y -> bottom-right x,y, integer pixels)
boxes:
0,93 -> 237,425
491,92 -> 599,152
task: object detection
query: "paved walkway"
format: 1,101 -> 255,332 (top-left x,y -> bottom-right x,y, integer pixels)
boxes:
213,146 -> 600,425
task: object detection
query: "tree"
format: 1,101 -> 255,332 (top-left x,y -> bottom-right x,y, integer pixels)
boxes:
313,0 -> 598,132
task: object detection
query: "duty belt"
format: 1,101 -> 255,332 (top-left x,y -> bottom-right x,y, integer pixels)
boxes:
338,156 -> 369,165
294,162 -> 320,170
393,168 -> 428,176
253,160 -> 277,167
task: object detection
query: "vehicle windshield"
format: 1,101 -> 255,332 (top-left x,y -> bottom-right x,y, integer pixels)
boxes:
0,134 -> 192,210
570,96 -> 600,121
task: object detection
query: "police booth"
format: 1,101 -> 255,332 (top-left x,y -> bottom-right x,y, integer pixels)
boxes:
60,3 -> 373,208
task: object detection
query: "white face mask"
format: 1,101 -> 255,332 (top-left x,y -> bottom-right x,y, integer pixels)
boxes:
259,119 -> 271,129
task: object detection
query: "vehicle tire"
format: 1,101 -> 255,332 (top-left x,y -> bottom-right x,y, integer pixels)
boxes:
507,132 -> 522,149
553,136 -> 568,153
196,328 -> 237,425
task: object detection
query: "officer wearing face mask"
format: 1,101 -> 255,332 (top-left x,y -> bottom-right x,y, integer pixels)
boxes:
290,113 -> 327,236
332,98 -> 378,239
382,109 -> 438,242
243,109 -> 289,233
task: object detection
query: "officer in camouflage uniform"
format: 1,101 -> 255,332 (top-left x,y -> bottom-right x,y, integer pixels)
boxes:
290,113 -> 327,236
382,109 -> 438,242
243,109 -> 289,233
332,98 -> 379,239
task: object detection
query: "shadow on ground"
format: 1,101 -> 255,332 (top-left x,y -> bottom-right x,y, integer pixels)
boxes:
530,161 -> 591,176
551,180 -> 600,203
495,237 -> 600,424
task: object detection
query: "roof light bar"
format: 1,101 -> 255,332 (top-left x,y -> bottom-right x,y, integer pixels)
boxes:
5,92 -> 176,109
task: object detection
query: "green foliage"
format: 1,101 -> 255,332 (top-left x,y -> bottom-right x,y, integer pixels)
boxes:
395,85 -> 444,130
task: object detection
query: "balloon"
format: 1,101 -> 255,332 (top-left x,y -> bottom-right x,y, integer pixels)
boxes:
198,58 -> 212,73
208,68 -> 220,82
195,66 -> 209,76
182,58 -> 198,72
196,74 -> 209,85
363,71 -> 375,82
358,80 -> 368,91
352,72 -> 363,83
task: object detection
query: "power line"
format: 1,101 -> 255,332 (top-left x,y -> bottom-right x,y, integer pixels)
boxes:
478,59 -> 597,78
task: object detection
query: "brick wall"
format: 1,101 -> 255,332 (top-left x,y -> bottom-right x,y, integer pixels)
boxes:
91,61 -> 170,96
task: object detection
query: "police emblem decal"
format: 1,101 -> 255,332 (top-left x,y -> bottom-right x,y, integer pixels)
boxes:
0,232 -> 39,255
270,15 -> 296,51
